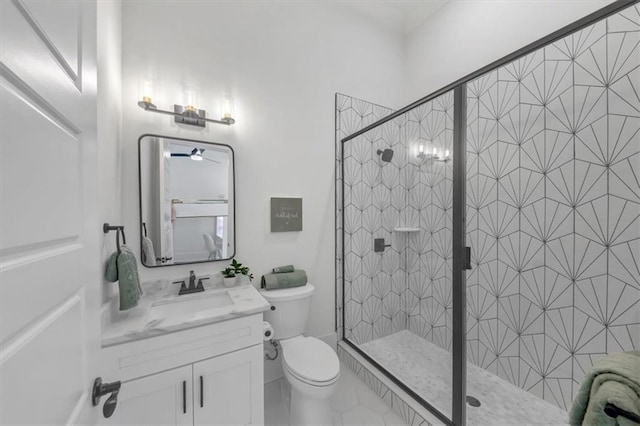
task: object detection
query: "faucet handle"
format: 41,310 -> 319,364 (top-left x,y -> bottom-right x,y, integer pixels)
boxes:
172,280 -> 187,294
197,277 -> 209,290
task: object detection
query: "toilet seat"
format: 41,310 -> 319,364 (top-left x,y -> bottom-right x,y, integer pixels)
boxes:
282,337 -> 340,386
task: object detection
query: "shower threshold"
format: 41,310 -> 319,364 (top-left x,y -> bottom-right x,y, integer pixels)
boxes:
360,330 -> 569,426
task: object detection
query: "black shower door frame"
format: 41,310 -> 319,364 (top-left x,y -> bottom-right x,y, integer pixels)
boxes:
339,1 -> 638,425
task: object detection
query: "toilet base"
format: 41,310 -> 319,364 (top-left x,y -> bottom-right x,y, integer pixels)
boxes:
283,365 -> 338,426
288,386 -> 332,426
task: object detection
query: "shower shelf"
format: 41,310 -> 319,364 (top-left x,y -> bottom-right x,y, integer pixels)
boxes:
393,227 -> 420,233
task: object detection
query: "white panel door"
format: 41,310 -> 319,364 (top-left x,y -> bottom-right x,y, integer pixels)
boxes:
193,345 -> 264,426
0,0 -> 100,424
103,366 -> 193,426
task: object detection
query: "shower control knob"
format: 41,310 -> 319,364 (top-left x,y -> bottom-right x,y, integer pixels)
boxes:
374,238 -> 392,253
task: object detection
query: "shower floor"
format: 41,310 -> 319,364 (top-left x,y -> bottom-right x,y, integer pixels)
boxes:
360,330 -> 569,426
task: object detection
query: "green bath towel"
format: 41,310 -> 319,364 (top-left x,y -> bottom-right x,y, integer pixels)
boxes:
117,246 -> 143,311
272,264 -> 295,273
261,270 -> 307,290
569,351 -> 640,426
105,251 -> 119,282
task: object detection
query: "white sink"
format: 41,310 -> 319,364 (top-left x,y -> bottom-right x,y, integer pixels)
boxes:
146,291 -> 234,326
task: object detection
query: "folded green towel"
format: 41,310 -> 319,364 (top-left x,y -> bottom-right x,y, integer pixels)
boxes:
261,270 -> 307,290
569,351 -> 640,426
272,264 -> 295,273
116,246 -> 143,311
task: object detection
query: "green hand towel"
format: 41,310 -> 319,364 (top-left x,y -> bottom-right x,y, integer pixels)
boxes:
261,270 -> 307,290
272,264 -> 295,273
569,351 -> 640,426
117,246 -> 143,311
105,251 -> 118,282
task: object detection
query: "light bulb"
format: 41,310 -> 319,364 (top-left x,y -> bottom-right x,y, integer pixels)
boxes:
184,89 -> 197,109
221,98 -> 233,120
137,77 -> 156,109
433,147 -> 438,156
140,78 -> 153,102
419,144 -> 424,153
445,150 -> 450,158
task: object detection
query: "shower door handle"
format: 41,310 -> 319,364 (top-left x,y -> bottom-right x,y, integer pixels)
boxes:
463,246 -> 472,270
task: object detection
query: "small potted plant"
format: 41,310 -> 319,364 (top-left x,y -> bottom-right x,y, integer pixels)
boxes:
221,259 -> 253,288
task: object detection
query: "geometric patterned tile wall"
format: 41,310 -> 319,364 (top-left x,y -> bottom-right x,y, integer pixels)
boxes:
466,3 -> 640,410
335,94 -> 394,342
405,91 -> 454,353
337,91 -> 455,347
342,114 -> 410,344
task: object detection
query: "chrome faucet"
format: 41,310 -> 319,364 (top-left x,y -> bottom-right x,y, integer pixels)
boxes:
172,270 -> 208,295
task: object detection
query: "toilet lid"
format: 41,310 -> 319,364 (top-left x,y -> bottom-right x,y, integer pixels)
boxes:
282,337 -> 339,383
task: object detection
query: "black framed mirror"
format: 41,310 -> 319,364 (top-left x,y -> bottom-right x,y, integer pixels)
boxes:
138,134 -> 235,267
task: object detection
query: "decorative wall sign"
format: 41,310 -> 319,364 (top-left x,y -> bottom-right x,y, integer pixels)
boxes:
271,197 -> 302,232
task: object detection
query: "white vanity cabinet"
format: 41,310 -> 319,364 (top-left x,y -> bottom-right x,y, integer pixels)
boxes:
194,345 -> 263,425
101,313 -> 264,426
103,365 -> 193,426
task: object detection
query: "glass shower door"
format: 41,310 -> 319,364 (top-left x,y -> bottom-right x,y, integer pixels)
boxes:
341,89 -> 458,424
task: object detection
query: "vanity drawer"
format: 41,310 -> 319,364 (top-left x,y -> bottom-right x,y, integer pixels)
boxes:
103,314 -> 263,381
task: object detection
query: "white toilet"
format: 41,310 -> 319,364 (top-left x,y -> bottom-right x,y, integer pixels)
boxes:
261,284 -> 340,426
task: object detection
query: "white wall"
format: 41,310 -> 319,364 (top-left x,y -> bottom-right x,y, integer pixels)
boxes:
403,0 -> 615,102
97,0 -> 122,304
120,1 -> 405,380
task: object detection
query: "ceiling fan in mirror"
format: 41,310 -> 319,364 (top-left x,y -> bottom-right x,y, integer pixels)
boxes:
170,148 -> 220,163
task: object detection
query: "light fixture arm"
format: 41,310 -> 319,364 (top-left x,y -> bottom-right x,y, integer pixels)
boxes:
137,99 -> 235,127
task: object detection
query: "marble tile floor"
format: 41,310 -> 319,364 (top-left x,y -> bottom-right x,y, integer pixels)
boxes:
361,330 -> 569,426
265,361 -> 408,426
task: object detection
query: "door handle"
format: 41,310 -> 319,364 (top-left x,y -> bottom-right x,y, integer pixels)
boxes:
182,380 -> 186,414
200,375 -> 203,408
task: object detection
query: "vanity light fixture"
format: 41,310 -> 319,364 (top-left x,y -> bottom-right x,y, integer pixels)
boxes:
137,97 -> 236,128
417,144 -> 439,161
435,149 -> 451,163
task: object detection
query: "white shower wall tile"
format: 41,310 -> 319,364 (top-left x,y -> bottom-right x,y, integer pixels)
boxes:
337,2 -> 639,416
465,4 -> 640,410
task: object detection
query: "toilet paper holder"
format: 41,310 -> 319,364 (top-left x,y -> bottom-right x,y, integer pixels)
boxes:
265,339 -> 279,361
263,320 -> 279,360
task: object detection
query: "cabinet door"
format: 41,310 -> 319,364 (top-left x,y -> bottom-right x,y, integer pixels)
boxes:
102,365 -> 193,426
193,345 -> 264,426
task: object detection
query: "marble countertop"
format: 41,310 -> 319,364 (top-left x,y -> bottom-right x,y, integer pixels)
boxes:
101,276 -> 270,347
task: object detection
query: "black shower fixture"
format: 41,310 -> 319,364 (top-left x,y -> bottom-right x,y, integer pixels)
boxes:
376,148 -> 394,162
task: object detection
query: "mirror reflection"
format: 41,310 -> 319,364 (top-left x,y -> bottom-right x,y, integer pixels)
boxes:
138,134 -> 235,267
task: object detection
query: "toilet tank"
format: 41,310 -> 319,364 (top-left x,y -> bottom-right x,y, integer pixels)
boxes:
260,284 -> 314,340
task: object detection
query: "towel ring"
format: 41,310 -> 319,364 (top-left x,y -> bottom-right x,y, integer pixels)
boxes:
103,223 -> 126,253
